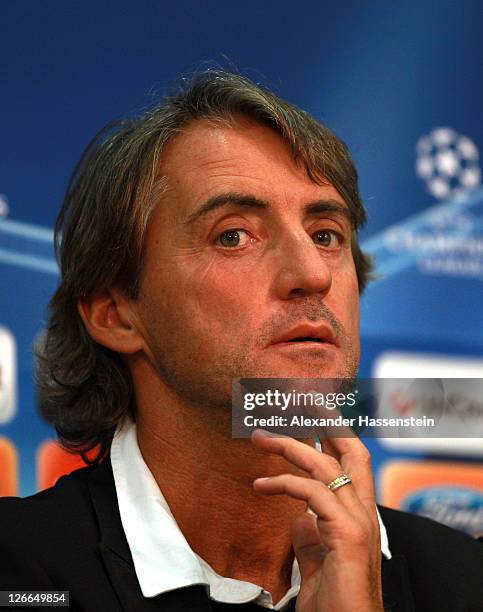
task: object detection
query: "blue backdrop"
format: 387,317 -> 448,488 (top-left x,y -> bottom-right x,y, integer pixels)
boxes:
1,0 -> 482,535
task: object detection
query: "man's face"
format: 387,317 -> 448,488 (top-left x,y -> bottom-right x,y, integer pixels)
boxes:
132,118 -> 360,409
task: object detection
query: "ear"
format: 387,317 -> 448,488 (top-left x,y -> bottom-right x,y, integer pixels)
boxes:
78,289 -> 144,355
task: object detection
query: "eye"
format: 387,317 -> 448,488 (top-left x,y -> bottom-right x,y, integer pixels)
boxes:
312,229 -> 341,249
216,229 -> 250,248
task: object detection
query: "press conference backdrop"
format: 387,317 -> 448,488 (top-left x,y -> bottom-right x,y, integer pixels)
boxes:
1,1 -> 482,537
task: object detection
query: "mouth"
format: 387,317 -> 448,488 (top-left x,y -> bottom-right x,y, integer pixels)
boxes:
286,336 -> 324,343
268,324 -> 337,348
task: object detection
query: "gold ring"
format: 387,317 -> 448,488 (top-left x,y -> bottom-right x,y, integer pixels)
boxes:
327,474 -> 352,492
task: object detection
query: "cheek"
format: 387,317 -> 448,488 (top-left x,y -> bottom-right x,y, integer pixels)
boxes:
347,283 -> 361,347
170,254 -> 264,330
330,265 -> 360,333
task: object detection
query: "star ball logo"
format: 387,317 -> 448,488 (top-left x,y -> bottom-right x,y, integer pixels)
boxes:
415,127 -> 481,201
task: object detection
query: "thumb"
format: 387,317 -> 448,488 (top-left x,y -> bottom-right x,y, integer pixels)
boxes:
292,512 -> 328,580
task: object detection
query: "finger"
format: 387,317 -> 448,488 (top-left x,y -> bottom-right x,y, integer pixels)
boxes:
253,473 -> 349,521
251,430 -> 360,507
306,404 -> 370,495
304,403 -> 376,509
291,512 -> 328,579
254,474 -> 375,576
251,428 -> 340,480
319,434 -> 376,511
304,401 -> 357,445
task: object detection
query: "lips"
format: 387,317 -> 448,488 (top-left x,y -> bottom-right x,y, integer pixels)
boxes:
269,323 -> 337,347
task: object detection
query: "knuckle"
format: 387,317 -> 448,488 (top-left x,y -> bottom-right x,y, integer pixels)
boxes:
308,491 -> 320,509
325,455 -> 342,472
356,445 -> 371,465
280,473 -> 296,491
283,438 -> 299,456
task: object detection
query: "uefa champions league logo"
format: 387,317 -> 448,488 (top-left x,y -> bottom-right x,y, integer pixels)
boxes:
415,127 -> 481,200
379,127 -> 483,282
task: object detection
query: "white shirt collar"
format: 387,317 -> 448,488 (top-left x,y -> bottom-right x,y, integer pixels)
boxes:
110,418 -> 391,609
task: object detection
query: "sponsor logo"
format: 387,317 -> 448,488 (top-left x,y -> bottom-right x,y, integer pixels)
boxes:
0,326 -> 16,424
405,487 -> 483,535
380,460 -> 483,537
373,352 -> 483,454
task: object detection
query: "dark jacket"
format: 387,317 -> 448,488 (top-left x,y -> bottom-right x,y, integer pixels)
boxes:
0,458 -> 482,611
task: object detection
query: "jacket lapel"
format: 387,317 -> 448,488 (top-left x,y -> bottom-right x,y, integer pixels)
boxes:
87,460 -> 415,611
88,459 -> 212,611
381,554 -> 416,612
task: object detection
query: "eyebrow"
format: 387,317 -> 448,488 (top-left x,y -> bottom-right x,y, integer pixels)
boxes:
184,192 -> 354,226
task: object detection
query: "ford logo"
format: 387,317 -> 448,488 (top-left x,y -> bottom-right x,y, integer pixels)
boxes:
403,486 -> 483,536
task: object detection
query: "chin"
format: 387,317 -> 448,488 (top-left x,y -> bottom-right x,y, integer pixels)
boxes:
260,363 -> 350,380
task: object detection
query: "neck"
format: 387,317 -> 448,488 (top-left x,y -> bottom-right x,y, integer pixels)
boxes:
132,363 -> 311,603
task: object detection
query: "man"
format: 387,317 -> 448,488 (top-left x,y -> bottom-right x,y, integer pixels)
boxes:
1,71 -> 482,611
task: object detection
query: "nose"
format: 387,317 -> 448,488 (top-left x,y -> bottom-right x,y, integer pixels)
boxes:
273,232 -> 332,300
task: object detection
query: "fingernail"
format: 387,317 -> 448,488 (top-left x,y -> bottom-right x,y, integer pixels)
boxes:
253,428 -> 276,437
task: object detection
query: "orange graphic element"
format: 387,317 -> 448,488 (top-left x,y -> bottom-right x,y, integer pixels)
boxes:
37,440 -> 99,491
0,436 -> 18,496
380,460 -> 483,508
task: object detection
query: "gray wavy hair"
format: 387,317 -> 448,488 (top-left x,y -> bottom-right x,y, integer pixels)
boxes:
35,70 -> 374,463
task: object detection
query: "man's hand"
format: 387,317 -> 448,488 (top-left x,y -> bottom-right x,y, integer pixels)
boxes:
251,429 -> 383,612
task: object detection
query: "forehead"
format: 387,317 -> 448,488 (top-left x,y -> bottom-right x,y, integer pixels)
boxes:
159,117 -> 347,213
